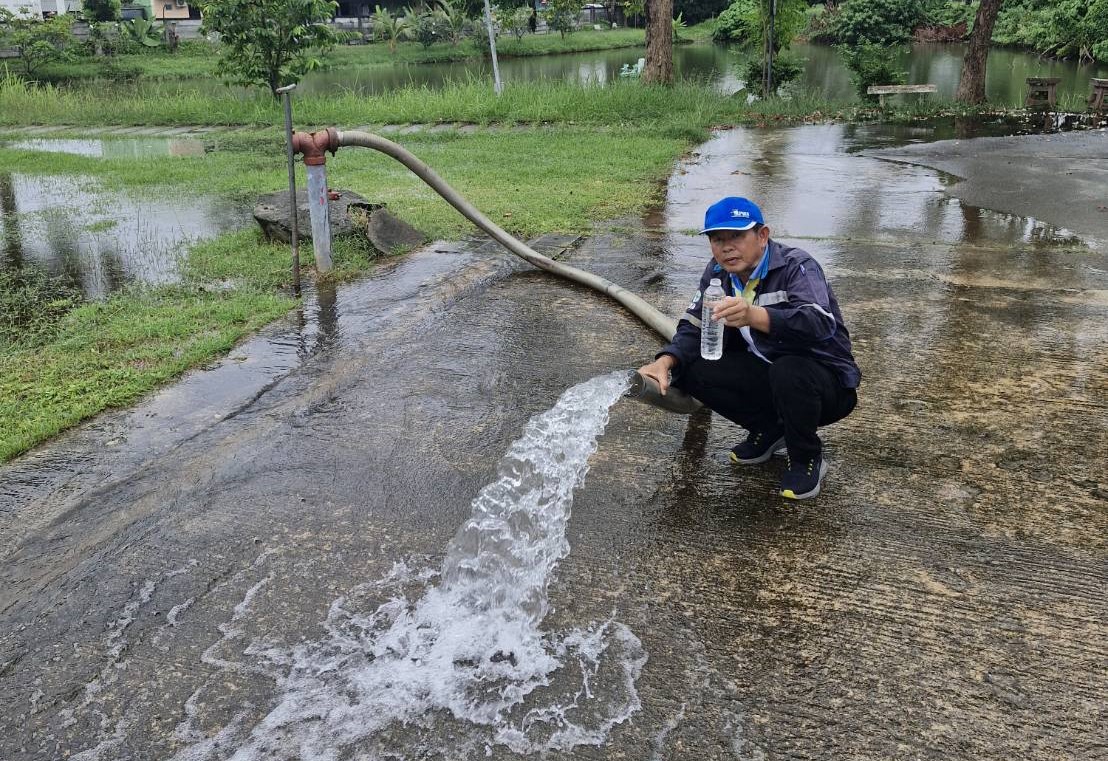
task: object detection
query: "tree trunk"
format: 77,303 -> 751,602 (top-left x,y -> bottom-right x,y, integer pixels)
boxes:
642,0 -> 673,85
955,0 -> 1003,104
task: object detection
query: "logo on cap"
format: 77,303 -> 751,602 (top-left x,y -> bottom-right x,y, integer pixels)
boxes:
700,196 -> 765,234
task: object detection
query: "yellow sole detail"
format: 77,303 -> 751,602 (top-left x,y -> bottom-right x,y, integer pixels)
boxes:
780,490 -> 798,499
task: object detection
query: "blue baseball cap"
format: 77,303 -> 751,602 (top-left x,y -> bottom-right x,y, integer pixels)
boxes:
699,196 -> 764,234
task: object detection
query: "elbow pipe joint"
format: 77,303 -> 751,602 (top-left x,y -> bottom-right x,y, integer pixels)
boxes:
292,127 -> 340,166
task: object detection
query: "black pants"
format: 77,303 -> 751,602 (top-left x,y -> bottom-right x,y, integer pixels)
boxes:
674,348 -> 857,459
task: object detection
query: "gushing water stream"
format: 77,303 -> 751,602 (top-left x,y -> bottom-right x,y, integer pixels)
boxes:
181,371 -> 642,760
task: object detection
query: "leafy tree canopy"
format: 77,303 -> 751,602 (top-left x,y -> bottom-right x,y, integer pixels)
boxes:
0,9 -> 75,76
199,0 -> 339,97
994,0 -> 1108,62
713,0 -> 807,49
831,0 -> 924,45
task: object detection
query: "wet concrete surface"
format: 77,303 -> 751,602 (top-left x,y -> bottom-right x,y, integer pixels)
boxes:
870,129 -> 1108,251
1,125 -> 1106,760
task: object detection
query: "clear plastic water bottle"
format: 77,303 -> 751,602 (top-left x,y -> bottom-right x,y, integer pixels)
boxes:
700,278 -> 726,360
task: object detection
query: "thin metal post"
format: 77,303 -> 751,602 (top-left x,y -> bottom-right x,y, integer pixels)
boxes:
765,0 -> 776,96
277,84 -> 301,296
482,0 -> 503,95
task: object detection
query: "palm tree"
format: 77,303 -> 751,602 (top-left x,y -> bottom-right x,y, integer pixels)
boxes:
373,5 -> 412,53
434,0 -> 470,46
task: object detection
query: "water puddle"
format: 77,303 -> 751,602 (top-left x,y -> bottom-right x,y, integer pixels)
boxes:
0,137 -> 206,158
172,371 -> 645,760
0,172 -> 246,298
666,123 -> 1092,252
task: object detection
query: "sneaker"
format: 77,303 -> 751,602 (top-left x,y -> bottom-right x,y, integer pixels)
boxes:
780,454 -> 829,500
729,428 -> 786,465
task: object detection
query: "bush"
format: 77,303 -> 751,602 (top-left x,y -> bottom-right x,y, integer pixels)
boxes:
922,0 -> 978,29
544,0 -> 581,38
994,0 -> 1108,63
408,10 -> 448,47
712,0 -> 807,47
496,5 -> 533,40
839,41 -> 906,100
832,0 -> 922,45
712,0 -> 749,42
0,10 -> 75,76
741,50 -> 803,95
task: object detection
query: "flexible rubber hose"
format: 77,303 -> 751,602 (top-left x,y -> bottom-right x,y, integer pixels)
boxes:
335,130 -> 679,342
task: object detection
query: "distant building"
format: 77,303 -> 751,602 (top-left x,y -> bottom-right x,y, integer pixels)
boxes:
0,0 -> 42,15
1,0 -> 80,17
152,0 -> 199,20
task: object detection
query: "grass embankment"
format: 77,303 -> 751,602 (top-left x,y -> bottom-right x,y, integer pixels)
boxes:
0,73 -> 994,129
0,124 -> 687,460
31,28 -> 652,82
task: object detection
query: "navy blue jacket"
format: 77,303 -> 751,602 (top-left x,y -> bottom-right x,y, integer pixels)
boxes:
659,240 -> 861,388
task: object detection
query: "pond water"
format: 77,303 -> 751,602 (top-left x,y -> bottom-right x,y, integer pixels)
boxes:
0,169 -> 247,299
285,41 -> 1108,105
1,137 -> 206,158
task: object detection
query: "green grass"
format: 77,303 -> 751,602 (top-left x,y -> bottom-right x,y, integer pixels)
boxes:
0,121 -> 690,460
0,71 -> 1014,131
0,286 -> 295,462
0,225 -> 390,461
0,73 -> 835,129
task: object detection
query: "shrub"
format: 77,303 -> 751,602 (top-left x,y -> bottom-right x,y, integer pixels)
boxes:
741,50 -> 803,95
0,9 -> 75,76
832,0 -> 922,45
199,0 -> 339,97
803,3 -> 838,44
545,0 -> 581,39
994,0 -> 1108,63
408,9 -> 448,47
712,0 -> 806,48
839,41 -> 906,100
496,5 -> 533,40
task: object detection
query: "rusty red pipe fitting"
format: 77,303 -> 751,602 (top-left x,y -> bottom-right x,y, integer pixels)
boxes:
291,127 -> 340,166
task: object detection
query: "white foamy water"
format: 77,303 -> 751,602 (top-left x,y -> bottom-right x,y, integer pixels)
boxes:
186,371 -> 644,760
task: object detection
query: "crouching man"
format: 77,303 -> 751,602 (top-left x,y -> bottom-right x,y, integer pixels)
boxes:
638,196 -> 860,500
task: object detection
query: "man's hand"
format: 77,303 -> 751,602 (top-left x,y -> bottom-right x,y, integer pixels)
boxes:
712,296 -> 770,332
637,354 -> 677,395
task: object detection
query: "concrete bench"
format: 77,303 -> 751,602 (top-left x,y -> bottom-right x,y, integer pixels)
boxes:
1089,78 -> 1108,114
1026,77 -> 1061,109
866,84 -> 938,107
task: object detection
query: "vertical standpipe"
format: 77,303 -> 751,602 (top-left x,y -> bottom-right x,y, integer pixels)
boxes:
276,84 -> 301,293
305,163 -> 333,273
